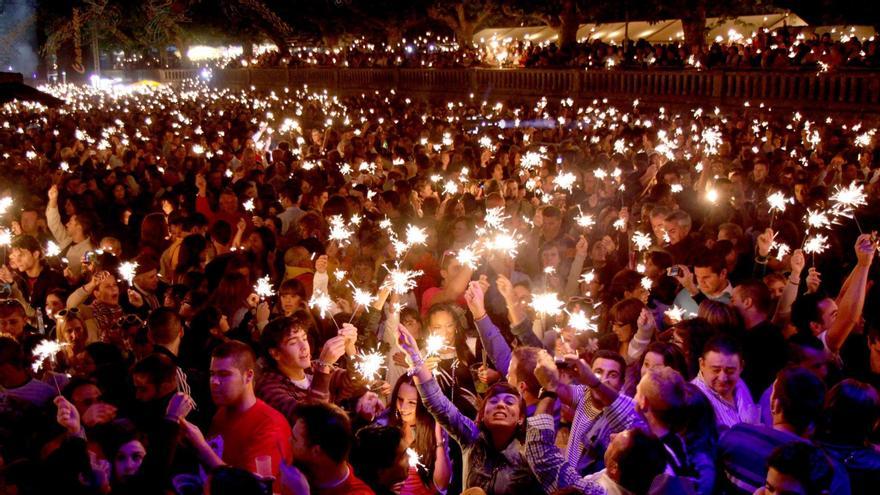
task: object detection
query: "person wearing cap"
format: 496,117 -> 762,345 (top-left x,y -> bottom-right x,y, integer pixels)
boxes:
129,255 -> 164,313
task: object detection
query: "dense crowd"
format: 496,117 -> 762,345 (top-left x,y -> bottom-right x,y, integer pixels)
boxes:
1,79 -> 880,495
207,29 -> 880,72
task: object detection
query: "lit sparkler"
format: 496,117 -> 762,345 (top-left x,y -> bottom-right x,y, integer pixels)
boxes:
118,261 -> 138,286
255,275 -> 275,299
354,348 -> 386,382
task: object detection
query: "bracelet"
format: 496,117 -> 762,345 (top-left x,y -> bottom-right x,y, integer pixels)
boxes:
755,255 -> 769,265
313,360 -> 335,373
407,363 -> 425,377
788,277 -> 800,285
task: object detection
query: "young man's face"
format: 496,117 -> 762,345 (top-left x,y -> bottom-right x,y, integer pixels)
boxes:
694,266 -> 727,295
763,467 -> 808,495
209,356 -> 252,407
271,328 -> 311,371
9,248 -> 39,272
0,310 -> 26,338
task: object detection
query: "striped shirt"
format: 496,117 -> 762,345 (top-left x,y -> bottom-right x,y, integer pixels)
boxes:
525,414 -> 609,495
691,373 -> 754,429
565,386 -> 643,472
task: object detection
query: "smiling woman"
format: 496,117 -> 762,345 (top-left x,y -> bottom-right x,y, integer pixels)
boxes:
397,324 -> 542,495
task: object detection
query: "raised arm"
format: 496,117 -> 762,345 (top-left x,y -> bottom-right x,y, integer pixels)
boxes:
771,249 -> 803,324
497,275 -> 546,349
562,236 -> 589,299
464,281 -> 512,373
824,235 -> 875,354
46,185 -> 73,248
398,324 -> 481,448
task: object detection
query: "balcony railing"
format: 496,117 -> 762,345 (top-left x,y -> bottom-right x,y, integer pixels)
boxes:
118,67 -> 880,111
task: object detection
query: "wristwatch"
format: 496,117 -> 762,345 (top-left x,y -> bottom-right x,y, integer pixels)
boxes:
538,388 -> 558,401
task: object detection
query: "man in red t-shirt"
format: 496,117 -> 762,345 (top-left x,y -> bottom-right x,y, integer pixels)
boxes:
183,340 -> 292,490
283,401 -> 374,495
420,251 -> 473,317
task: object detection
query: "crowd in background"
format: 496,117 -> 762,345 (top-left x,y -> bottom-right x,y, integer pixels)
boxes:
0,79 -> 879,494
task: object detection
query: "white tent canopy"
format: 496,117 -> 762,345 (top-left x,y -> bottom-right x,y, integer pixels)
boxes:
474,13 -> 877,45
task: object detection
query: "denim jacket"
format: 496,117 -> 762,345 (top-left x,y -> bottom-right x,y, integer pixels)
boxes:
417,378 -> 542,495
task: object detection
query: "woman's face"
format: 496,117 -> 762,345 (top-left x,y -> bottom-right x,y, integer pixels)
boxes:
453,220 -> 469,242
60,318 -> 87,350
611,320 -> 634,344
45,294 -> 65,319
481,392 -> 522,430
641,351 -> 666,377
113,184 -> 126,201
245,232 -> 264,254
428,310 -> 457,343
402,314 -> 422,339
541,247 -> 560,269
114,440 -> 146,480
280,294 -> 301,315
396,382 -> 419,425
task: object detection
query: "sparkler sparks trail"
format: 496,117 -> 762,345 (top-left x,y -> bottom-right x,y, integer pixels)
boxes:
520,151 -> 544,170
407,448 -> 425,469
805,210 -> 833,230
767,191 -> 793,213
485,232 -> 521,258
118,261 -> 138,286
351,287 -> 376,308
45,241 -> 61,257
566,310 -> 598,333
773,242 -> 791,261
308,290 -> 335,319
803,234 -> 830,255
0,197 -> 12,215
456,246 -> 480,269
328,216 -> 354,245
830,183 -> 868,219
354,349 -> 385,382
640,277 -> 653,290
443,180 -> 458,196
405,225 -> 428,247
242,198 -> 255,212
701,127 -> 723,155
32,341 -> 68,373
425,334 -> 447,357
254,275 -> 275,299
483,208 -> 509,231
530,292 -> 565,317
632,232 -> 652,251
575,212 -> 595,229
382,264 -> 423,295
664,305 -> 691,324
553,172 -> 577,192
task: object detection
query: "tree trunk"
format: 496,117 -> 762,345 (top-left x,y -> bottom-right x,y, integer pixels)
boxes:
557,0 -> 579,50
681,1 -> 707,51
457,22 -> 475,47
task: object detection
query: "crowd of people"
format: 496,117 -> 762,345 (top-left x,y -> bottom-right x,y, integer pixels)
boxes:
208,28 -> 880,72
0,77 -> 879,495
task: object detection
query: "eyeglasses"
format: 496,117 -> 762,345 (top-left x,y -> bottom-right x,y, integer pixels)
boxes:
56,307 -> 80,318
115,314 -> 144,328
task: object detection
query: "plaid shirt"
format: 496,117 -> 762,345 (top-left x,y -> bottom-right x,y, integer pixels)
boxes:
525,414 -> 614,495
565,386 -> 643,472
